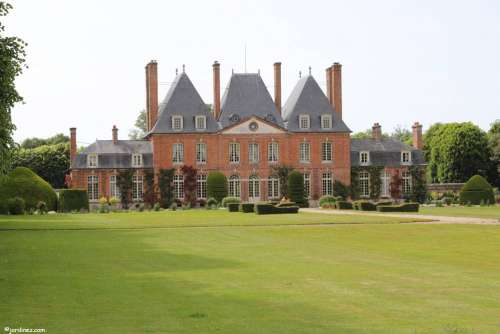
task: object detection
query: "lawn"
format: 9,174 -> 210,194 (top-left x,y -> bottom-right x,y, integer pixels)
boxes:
416,205 -> 500,219
1,210 -> 499,334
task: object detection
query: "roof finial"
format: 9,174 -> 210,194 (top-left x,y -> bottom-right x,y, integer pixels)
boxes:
182,64 -> 185,73
299,70 -> 302,78
308,66 -> 311,75
175,68 -> 178,75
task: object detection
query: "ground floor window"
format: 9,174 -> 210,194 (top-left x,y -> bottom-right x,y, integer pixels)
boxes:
268,176 -> 280,199
228,175 -> 241,197
87,175 -> 99,201
132,175 -> 143,201
322,172 -> 333,196
173,174 -> 184,199
248,175 -> 260,200
402,170 -> 412,194
303,173 -> 310,198
359,171 -> 370,197
109,175 -> 120,199
197,174 -> 207,199
380,171 -> 390,197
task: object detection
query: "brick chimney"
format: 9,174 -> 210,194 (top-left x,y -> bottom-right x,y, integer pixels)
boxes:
372,123 -> 382,141
274,62 -> 282,114
145,60 -> 158,131
412,122 -> 423,149
70,127 -> 77,165
326,66 -> 332,103
213,61 -> 221,120
332,62 -> 342,120
112,125 -> 118,144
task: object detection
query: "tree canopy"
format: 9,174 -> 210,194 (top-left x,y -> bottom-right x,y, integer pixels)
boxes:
20,133 -> 69,149
129,110 -> 147,139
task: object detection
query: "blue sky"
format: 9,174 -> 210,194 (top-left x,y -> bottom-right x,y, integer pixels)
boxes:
6,0 -> 500,145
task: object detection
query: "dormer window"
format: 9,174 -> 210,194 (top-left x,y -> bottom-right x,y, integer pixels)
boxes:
87,153 -> 98,168
321,114 -> 332,129
195,115 -> 206,130
401,151 -> 411,164
299,115 -> 310,129
132,154 -> 143,167
172,115 -> 183,130
360,151 -> 370,165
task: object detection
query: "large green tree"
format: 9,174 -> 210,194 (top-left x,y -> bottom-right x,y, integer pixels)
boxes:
20,133 -> 68,149
129,110 -> 147,139
0,2 -> 27,175
487,120 -> 500,187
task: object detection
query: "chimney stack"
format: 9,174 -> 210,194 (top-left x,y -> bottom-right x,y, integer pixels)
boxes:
372,123 -> 382,141
412,122 -> 423,149
274,62 -> 282,114
112,125 -> 118,144
70,127 -> 77,166
332,62 -> 342,120
213,61 -> 221,120
145,60 -> 158,131
326,67 -> 333,103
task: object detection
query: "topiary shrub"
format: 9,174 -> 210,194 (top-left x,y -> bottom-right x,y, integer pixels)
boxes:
206,197 -> 218,209
254,203 -> 299,215
377,203 -> 420,212
239,203 -> 255,213
221,196 -> 241,207
0,167 -> 57,211
227,203 -> 239,212
336,201 -> 353,210
59,189 -> 89,212
207,172 -> 228,204
353,200 -> 376,211
319,195 -> 337,209
332,180 -> 350,200
36,201 -> 48,214
7,197 -> 25,215
287,171 -> 306,207
459,175 -> 495,205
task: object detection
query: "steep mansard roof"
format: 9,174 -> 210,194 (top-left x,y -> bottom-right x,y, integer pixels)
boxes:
282,75 -> 350,133
219,73 -> 284,128
350,138 -> 426,167
150,72 -> 218,133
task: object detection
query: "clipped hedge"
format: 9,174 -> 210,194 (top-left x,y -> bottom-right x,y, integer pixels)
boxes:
227,203 -> 240,212
239,203 -> 255,213
276,202 -> 297,207
459,175 -> 494,205
8,197 -> 25,215
336,201 -> 353,210
353,200 -> 377,211
59,189 -> 89,212
375,200 -> 393,207
377,203 -> 420,212
207,172 -> 228,204
255,203 -> 299,215
222,196 -> 241,207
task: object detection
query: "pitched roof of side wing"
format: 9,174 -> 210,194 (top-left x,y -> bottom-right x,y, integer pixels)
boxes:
350,138 -> 426,167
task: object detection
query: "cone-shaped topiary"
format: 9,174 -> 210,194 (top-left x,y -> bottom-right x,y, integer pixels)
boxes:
207,172 -> 228,204
287,171 -> 306,207
459,175 -> 494,205
0,167 -> 57,210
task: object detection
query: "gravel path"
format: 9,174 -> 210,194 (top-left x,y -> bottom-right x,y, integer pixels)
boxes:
302,208 -> 500,225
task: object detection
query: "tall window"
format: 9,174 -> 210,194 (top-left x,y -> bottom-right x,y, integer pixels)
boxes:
172,143 -> 184,163
322,142 -> 332,162
300,142 -> 311,163
228,175 -> 241,197
87,154 -> 98,168
303,173 -> 310,199
268,176 -> 280,199
360,151 -> 370,165
87,175 -> 99,201
268,142 -> 279,163
109,175 -> 120,199
321,114 -> 332,129
299,115 -> 310,129
321,172 -> 333,196
196,143 -> 207,164
248,175 -> 260,200
132,154 -> 143,167
197,174 -> 207,199
229,142 -> 240,163
132,175 -> 143,201
359,171 -> 370,197
401,151 -> 411,164
195,115 -> 206,130
380,171 -> 390,197
248,143 -> 259,163
172,115 -> 183,130
402,170 -> 412,194
173,174 -> 184,199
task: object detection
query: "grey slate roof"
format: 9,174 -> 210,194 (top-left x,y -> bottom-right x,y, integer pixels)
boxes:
219,73 -> 284,128
350,138 -> 426,167
150,72 -> 218,134
73,140 -> 153,169
282,75 -> 351,133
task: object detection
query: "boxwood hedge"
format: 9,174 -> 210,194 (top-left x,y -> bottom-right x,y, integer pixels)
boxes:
58,189 -> 89,212
336,201 -> 353,210
239,203 -> 255,213
227,203 -> 240,212
255,203 -> 299,215
377,203 -> 419,212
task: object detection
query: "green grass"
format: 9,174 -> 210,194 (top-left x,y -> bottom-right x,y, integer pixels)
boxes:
416,205 -> 500,219
1,210 -> 499,333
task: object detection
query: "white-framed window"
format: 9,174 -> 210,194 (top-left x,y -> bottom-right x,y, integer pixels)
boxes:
109,175 -> 120,199
197,174 -> 207,199
173,174 -> 184,199
195,115 -> 206,130
322,142 -> 332,162
303,173 -> 310,199
380,170 -> 391,197
248,175 -> 260,200
321,172 -> 333,196
132,154 -> 143,167
172,115 -> 183,130
196,143 -> 207,164
268,141 -> 279,163
87,175 -> 99,201
359,171 -> 370,197
360,151 -> 370,165
172,143 -> 184,164
87,154 -> 98,168
401,151 -> 411,164
268,176 -> 280,199
132,175 -> 143,201
229,142 -> 240,163
228,175 -> 241,197
321,114 -> 332,129
300,142 -> 311,163
299,115 -> 310,129
402,170 -> 412,194
248,143 -> 259,163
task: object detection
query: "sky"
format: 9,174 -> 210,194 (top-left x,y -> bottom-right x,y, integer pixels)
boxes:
5,0 -> 500,145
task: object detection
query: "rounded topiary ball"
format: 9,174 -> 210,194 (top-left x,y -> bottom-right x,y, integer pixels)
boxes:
459,175 -> 495,205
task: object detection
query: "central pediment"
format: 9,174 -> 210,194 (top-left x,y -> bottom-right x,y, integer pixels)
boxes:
221,116 -> 286,135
